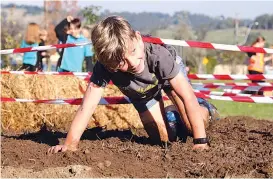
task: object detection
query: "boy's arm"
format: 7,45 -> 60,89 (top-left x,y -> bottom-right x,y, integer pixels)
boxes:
169,72 -> 208,149
48,82 -> 103,153
54,18 -> 69,43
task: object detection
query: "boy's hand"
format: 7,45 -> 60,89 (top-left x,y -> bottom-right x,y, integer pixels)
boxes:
47,144 -> 77,154
67,16 -> 74,22
192,143 -> 209,151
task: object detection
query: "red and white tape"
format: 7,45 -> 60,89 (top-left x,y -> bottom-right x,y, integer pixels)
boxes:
192,84 -> 273,91
1,36 -> 273,55
195,93 -> 273,104
2,92 -> 273,104
188,74 -> 273,80
194,90 -> 262,97
142,36 -> 273,54
192,82 -> 273,87
1,97 -> 132,105
0,42 -> 91,55
0,71 -> 91,76
2,71 -> 273,81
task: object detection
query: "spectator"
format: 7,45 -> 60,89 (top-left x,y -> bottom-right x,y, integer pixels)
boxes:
247,37 -> 273,94
81,26 -> 94,72
36,29 -> 48,71
54,16 -> 93,72
19,23 -> 40,71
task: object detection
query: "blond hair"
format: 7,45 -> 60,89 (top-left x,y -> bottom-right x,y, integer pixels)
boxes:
91,16 -> 137,70
25,23 -> 40,44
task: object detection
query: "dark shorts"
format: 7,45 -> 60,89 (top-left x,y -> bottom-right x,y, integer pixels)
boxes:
57,67 -> 71,72
19,64 -> 37,72
133,56 -> 189,113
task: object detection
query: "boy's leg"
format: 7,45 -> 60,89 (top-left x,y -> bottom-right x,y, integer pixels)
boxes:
197,97 -> 220,122
133,95 -> 170,144
165,90 -> 210,134
163,56 -> 219,133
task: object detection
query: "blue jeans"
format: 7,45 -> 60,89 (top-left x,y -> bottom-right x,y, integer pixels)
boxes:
133,56 -> 189,113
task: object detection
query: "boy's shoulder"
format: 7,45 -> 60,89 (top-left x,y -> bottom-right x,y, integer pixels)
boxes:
144,42 -> 177,60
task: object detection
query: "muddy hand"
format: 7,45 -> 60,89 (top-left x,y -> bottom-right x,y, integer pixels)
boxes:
47,145 -> 69,154
192,143 -> 209,151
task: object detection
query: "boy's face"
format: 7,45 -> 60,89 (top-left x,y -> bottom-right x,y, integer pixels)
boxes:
69,24 -> 81,38
118,32 -> 145,74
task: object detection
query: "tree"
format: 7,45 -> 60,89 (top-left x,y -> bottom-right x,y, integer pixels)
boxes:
254,14 -> 273,29
79,5 -> 101,26
173,21 -> 207,73
1,6 -> 24,69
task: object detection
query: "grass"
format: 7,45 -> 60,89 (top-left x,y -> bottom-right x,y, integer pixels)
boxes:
205,28 -> 273,45
210,99 -> 273,120
156,27 -> 273,45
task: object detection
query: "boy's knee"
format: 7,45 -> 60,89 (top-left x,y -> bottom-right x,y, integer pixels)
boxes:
142,120 -> 167,144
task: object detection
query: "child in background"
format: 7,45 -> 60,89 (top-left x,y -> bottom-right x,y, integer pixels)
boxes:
54,16 -> 93,72
19,23 -> 40,71
247,37 -> 273,95
81,26 -> 94,72
36,29 -> 48,71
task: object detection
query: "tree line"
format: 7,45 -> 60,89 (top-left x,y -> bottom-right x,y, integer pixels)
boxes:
2,3 -> 273,33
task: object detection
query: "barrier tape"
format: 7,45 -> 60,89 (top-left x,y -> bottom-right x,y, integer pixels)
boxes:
2,71 -> 273,81
192,82 -> 273,87
142,36 -> 273,54
1,36 -> 273,55
192,84 -> 273,91
0,42 -> 91,55
188,74 -> 273,80
193,90 -> 263,97
2,92 -> 273,104
195,93 -> 273,104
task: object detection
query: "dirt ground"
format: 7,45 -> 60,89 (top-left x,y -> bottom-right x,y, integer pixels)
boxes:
1,116 -> 273,178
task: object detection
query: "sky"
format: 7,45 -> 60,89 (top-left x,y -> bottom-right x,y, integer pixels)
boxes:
1,0 -> 273,19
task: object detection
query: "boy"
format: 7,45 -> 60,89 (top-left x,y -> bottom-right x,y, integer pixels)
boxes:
48,16 -> 219,154
54,16 -> 93,72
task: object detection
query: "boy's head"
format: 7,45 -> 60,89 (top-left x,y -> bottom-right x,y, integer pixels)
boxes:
68,18 -> 81,38
91,16 -> 145,74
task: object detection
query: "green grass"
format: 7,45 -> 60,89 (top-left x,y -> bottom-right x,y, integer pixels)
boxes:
205,28 -> 273,45
210,100 -> 273,120
156,27 -> 273,45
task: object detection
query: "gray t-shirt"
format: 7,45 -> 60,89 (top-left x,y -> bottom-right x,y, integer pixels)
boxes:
90,42 -> 180,103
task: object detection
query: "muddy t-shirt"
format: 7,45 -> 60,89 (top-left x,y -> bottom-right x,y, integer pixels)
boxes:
90,42 -> 180,103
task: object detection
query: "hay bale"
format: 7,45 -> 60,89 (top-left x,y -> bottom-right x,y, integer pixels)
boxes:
1,74 -> 143,134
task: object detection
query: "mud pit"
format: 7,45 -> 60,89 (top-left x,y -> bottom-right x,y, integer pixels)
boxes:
1,116 -> 273,178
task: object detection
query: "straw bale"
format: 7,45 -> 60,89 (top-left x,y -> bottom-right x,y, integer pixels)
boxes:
1,74 -> 143,134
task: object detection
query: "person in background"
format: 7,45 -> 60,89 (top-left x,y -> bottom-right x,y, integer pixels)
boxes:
54,16 -> 93,72
247,36 -> 273,94
81,26 -> 94,72
19,23 -> 40,71
36,29 -> 48,71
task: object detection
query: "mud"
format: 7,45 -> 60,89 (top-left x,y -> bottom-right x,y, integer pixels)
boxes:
1,116 -> 273,178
